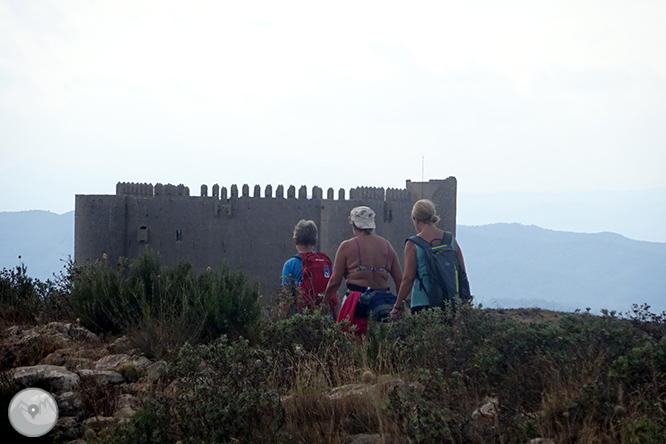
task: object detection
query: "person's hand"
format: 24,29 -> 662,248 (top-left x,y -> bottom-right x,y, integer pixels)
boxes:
390,302 -> 405,320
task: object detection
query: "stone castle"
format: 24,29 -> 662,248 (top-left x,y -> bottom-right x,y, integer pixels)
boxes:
75,178 -> 457,299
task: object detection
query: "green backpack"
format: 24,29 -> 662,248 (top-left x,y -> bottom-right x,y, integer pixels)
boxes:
407,232 -> 471,308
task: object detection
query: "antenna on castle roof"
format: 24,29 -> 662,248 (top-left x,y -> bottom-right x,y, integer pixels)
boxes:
421,155 -> 425,198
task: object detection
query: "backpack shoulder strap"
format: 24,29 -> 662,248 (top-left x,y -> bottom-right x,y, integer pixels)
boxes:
406,236 -> 430,293
442,231 -> 453,247
406,235 -> 431,250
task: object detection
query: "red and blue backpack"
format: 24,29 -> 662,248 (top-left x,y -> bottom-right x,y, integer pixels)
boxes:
296,252 -> 336,310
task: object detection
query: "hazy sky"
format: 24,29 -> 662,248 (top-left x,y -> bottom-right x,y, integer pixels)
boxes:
1,0 -> 665,216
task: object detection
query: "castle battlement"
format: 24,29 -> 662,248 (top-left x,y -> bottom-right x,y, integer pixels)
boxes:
116,182 -> 412,202
79,178 -> 457,300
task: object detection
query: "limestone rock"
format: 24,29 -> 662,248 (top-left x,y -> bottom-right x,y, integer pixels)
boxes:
44,322 -> 100,343
473,396 -> 499,422
2,325 -> 70,367
114,405 -> 136,421
145,360 -> 168,381
472,396 -> 500,439
78,368 -> 126,385
40,348 -> 96,370
328,383 -> 371,400
54,416 -> 81,442
94,353 -> 152,372
114,393 -> 139,420
107,335 -> 133,354
327,378 -> 410,402
13,364 -> 80,393
56,391 -> 84,417
346,434 -> 382,444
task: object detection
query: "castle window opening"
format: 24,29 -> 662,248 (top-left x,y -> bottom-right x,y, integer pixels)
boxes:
137,225 -> 148,243
176,229 -> 183,242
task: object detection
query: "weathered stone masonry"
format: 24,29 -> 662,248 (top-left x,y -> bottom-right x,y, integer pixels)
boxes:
75,178 -> 457,300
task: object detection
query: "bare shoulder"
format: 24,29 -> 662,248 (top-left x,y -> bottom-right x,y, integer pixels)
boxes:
336,237 -> 356,253
421,227 -> 445,243
375,234 -> 393,245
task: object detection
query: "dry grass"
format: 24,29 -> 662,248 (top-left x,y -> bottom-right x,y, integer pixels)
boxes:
494,307 -> 565,323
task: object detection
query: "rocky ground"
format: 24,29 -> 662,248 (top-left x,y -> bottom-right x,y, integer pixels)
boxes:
1,310 -> 561,443
2,321 -> 167,443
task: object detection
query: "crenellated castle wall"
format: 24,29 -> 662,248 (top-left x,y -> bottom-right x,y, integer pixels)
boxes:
76,178 -> 457,300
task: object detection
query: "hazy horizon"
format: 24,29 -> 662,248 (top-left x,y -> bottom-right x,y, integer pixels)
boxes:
1,1 -> 665,223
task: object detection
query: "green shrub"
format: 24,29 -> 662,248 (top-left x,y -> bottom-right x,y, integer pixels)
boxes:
102,336 -> 284,444
621,417 -> 666,444
261,311 -> 359,390
384,368 -> 478,444
613,338 -> 666,387
626,303 -> 666,341
98,401 -> 174,444
66,257 -> 125,333
388,301 -> 501,386
382,303 -> 666,443
172,337 -> 283,443
0,264 -> 45,324
66,250 -> 262,358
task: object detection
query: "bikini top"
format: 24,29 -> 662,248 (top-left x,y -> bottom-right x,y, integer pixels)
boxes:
346,237 -> 390,275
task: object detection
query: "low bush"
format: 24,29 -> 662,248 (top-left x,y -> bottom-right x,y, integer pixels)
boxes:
65,250 -> 262,358
102,336 -> 284,444
0,264 -> 48,325
262,310 -> 359,390
385,367 -> 480,444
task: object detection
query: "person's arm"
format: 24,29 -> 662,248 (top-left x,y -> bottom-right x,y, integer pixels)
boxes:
387,243 -> 403,294
279,258 -> 299,316
454,238 -> 466,272
281,258 -> 297,294
322,241 -> 348,310
454,237 -> 472,303
391,241 -> 417,319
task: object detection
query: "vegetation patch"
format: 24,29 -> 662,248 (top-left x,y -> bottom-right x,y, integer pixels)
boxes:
1,254 -> 665,443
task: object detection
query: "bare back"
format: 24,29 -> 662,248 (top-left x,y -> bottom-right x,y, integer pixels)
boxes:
336,232 -> 401,290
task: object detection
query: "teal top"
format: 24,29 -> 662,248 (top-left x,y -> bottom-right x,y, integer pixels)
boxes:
411,243 -> 430,308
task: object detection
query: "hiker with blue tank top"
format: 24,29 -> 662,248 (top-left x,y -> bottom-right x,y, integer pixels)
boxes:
322,206 -> 403,329
390,199 -> 469,319
281,220 -> 336,316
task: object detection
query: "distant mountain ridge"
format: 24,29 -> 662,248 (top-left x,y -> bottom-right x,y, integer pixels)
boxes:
456,223 -> 666,314
0,210 -> 74,281
1,211 -> 665,314
459,185 -> 666,243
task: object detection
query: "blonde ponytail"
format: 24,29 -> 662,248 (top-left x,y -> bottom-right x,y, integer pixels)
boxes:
412,199 -> 440,224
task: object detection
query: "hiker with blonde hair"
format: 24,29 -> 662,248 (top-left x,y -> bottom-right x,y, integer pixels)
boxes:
391,199 -> 469,318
